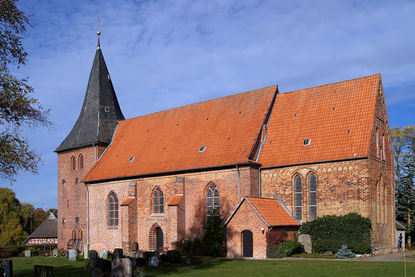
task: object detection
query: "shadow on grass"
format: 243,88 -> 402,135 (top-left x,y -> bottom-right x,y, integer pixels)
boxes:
144,257 -> 233,276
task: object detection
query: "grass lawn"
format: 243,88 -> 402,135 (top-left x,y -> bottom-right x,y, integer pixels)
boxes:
9,256 -> 415,277
407,254 -> 415,258
11,256 -> 88,277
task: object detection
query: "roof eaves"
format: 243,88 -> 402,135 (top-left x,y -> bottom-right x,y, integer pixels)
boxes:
260,156 -> 368,170
83,161 -> 262,184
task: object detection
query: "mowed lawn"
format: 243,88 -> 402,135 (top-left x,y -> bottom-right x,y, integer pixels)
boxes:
11,256 -> 415,277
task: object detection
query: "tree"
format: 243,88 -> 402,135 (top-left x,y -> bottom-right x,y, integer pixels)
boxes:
201,209 -> 226,256
0,188 -> 28,246
393,126 -> 415,245
0,0 -> 50,182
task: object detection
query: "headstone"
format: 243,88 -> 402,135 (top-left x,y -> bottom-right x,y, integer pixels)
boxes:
99,249 -> 108,259
68,249 -> 77,261
34,265 -> 53,277
91,267 -> 105,277
130,242 -> 139,252
148,255 -> 159,267
113,248 -> 123,260
4,259 -> 13,277
96,258 -> 111,273
24,249 -> 31,257
112,257 -> 132,277
298,234 -> 312,254
52,248 -> 59,257
90,251 -> 98,260
84,244 -> 89,259
134,250 -> 143,258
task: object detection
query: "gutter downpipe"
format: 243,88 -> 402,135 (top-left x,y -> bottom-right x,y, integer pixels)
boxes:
236,164 -> 241,202
259,167 -> 262,198
84,182 -> 89,246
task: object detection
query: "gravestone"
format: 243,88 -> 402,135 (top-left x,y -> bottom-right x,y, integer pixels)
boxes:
298,234 -> 312,254
68,249 -> 77,261
130,242 -> 139,252
134,250 -> 143,258
52,248 -> 59,257
111,257 -> 132,277
148,255 -> 159,267
24,249 -> 31,257
84,244 -> 89,259
34,265 -> 53,277
91,267 -> 105,277
90,251 -> 98,260
99,249 -> 108,259
96,258 -> 111,273
4,259 -> 13,277
113,248 -> 123,260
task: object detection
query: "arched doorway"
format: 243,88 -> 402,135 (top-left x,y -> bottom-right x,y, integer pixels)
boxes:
155,227 -> 163,250
242,230 -> 253,257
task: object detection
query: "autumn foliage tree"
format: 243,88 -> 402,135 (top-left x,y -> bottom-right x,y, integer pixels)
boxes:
392,126 -> 415,245
0,0 -> 50,182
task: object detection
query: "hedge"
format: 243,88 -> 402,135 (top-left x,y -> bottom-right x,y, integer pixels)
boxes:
299,213 -> 371,254
267,240 -> 304,258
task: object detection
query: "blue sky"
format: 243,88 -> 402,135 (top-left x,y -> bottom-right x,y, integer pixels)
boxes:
2,0 -> 414,209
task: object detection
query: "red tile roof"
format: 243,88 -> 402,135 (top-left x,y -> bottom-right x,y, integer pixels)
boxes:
83,86 -> 277,182
121,198 -> 134,206
225,197 -> 299,227
168,195 -> 183,206
247,197 -> 299,226
259,74 -> 380,167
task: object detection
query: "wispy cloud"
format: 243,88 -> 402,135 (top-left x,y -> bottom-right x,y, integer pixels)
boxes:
4,0 -> 414,207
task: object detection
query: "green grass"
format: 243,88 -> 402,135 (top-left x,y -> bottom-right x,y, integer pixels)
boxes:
406,254 -> 415,258
11,256 -> 89,277
8,256 -> 415,277
291,253 -> 336,259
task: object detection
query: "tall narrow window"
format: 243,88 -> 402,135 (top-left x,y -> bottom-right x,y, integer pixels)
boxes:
70,156 -> 76,170
206,183 -> 219,217
376,128 -> 379,159
294,175 -> 302,221
308,173 -> 317,220
382,134 -> 385,161
153,188 -> 164,213
108,192 -> 119,226
78,154 -> 84,169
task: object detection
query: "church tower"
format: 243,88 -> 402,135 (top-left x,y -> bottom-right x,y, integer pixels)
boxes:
55,32 -> 124,249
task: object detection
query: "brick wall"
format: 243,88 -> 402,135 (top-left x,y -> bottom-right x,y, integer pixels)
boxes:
57,145 -> 106,249
87,165 -> 259,252
226,200 -> 268,259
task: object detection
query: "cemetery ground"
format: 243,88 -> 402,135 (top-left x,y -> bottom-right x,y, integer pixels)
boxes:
10,256 -> 415,277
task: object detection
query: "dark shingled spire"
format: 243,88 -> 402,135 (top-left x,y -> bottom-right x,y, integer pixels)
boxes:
55,46 -> 124,152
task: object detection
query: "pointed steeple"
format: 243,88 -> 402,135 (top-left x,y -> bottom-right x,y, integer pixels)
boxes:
55,40 -> 124,153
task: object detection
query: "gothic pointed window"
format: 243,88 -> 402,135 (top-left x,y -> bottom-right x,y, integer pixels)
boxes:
294,175 -> 302,221
78,154 -> 84,169
206,183 -> 219,217
153,188 -> 164,213
309,173 -> 317,220
108,192 -> 119,226
70,156 -> 76,170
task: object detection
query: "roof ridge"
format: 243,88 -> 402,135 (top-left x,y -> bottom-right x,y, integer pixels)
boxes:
123,84 -> 278,122
280,73 -> 380,96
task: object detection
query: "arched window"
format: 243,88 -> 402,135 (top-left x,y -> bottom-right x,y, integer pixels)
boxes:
153,188 -> 164,213
206,183 -> 219,217
78,154 -> 84,169
294,175 -> 302,221
70,156 -> 76,170
72,229 -> 77,240
78,229 -> 83,240
308,173 -> 317,220
108,192 -> 119,226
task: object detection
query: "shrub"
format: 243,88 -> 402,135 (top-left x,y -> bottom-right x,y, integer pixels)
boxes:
299,213 -> 371,254
166,250 -> 181,263
335,245 -> 356,259
267,240 -> 304,258
266,230 -> 287,248
0,246 -> 25,258
172,238 -> 192,254
159,253 -> 167,262
191,238 -> 202,255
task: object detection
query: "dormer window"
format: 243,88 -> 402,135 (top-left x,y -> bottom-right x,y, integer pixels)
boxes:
303,139 -> 311,146
128,156 -> 135,162
199,146 -> 206,152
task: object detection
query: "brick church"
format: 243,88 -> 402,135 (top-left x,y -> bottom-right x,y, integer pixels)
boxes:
56,37 -> 395,258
